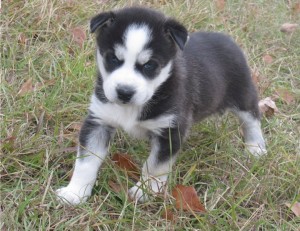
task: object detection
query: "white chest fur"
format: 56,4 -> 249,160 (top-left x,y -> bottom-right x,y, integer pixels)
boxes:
89,94 -> 176,138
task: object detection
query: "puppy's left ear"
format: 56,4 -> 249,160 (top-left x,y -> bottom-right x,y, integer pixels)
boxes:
164,19 -> 188,50
90,11 -> 115,33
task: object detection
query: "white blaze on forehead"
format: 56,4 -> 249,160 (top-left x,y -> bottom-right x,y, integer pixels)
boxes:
124,24 -> 151,56
113,24 -> 152,67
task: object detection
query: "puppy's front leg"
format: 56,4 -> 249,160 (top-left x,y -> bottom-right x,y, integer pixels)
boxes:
129,128 -> 182,202
56,115 -> 114,205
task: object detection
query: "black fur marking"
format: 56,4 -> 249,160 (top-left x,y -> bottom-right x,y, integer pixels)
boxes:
182,32 -> 261,121
79,114 -> 114,155
90,11 -> 115,33
94,73 -> 109,103
103,51 -> 124,72
164,19 -> 188,50
135,60 -> 159,79
153,125 -> 184,163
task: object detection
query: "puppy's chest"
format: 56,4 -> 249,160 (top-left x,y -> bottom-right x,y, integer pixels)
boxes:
104,104 -> 146,138
89,96 -> 175,138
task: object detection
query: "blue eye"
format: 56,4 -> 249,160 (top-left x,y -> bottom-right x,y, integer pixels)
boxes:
142,60 -> 158,75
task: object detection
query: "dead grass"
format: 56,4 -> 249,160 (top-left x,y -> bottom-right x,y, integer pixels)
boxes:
1,0 -> 300,230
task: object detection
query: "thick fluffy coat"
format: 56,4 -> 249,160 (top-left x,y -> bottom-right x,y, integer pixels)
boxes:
56,7 -> 266,205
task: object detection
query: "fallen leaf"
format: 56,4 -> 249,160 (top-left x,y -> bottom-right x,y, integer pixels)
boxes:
161,208 -> 176,221
292,3 -> 300,14
258,97 -> 278,117
108,180 -> 125,194
275,88 -> 295,105
111,153 -> 140,179
215,0 -> 226,11
18,78 -> 34,96
280,23 -> 299,33
285,202 -> 300,217
172,185 -> 206,213
262,54 -> 273,64
71,27 -> 86,48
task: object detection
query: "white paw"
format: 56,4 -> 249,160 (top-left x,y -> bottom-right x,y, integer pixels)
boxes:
128,178 -> 166,202
56,186 -> 91,205
246,143 -> 267,157
128,184 -> 149,202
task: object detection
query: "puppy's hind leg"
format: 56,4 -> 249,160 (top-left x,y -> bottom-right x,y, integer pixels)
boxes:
56,115 -> 115,205
234,110 -> 267,156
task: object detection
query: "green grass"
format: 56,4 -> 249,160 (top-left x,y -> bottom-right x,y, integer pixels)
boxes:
1,0 -> 300,230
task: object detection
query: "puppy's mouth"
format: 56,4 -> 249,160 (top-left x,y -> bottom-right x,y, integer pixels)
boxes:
106,95 -> 134,105
116,99 -> 132,105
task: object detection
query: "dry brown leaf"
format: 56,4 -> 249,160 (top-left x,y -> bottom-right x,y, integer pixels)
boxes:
71,27 -> 86,48
285,202 -> 300,217
215,0 -> 226,11
262,54 -> 273,64
172,185 -> 206,213
18,78 -> 34,96
258,97 -> 278,117
161,208 -> 176,221
280,23 -> 299,33
108,180 -> 125,194
275,88 -> 295,105
292,3 -> 300,14
111,153 -> 140,179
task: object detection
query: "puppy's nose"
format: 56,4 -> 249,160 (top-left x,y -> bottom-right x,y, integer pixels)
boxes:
116,85 -> 135,103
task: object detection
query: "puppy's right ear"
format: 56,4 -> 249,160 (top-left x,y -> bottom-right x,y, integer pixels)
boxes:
90,12 -> 115,33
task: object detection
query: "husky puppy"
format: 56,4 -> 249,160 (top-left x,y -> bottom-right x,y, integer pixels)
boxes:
56,7 -> 266,205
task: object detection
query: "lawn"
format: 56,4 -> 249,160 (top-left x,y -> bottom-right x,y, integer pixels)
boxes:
1,0 -> 300,230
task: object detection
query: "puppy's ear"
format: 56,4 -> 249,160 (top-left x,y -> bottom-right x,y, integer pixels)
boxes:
164,19 -> 188,50
90,11 -> 115,33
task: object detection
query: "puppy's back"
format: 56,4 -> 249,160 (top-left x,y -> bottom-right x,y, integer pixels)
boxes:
183,32 -> 256,120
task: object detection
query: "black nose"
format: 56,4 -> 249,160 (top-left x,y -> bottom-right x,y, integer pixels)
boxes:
116,85 -> 135,103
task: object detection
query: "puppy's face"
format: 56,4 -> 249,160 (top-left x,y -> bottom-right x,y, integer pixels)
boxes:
91,8 -> 188,106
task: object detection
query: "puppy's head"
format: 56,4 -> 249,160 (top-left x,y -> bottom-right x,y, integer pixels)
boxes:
90,7 -> 188,106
